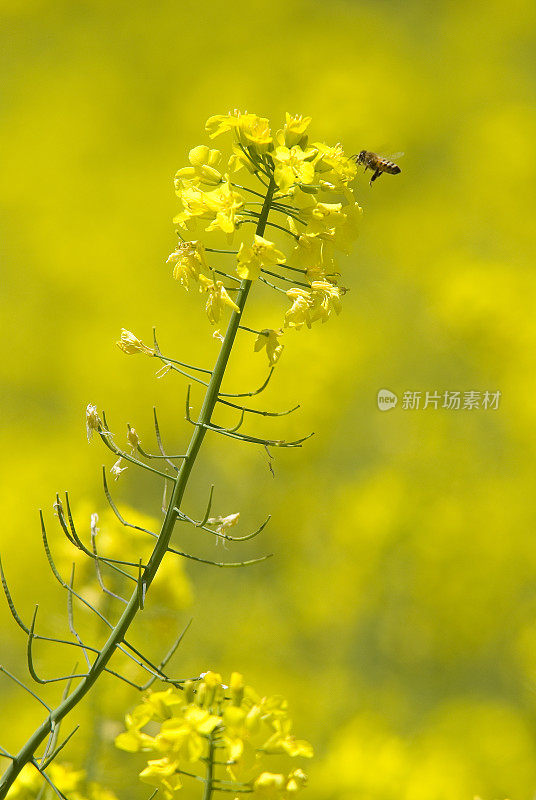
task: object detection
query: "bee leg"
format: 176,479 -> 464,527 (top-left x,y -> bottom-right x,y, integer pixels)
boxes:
370,169 -> 382,185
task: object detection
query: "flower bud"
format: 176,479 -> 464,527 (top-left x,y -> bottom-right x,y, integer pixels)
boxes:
286,768 -> 307,794
230,672 -> 245,706
245,704 -> 261,733
183,680 -> 195,703
196,683 -> 206,707
254,773 -> 285,795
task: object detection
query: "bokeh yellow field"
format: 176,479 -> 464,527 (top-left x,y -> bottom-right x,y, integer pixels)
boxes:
2,0 -> 536,798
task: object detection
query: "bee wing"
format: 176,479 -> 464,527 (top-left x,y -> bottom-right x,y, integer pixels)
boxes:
367,148 -> 405,159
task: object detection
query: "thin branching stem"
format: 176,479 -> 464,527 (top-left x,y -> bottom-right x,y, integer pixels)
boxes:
218,369 -> 274,398
176,511 -> 271,542
260,268 -> 310,288
0,174 -> 278,799
276,262 -> 307,274
0,665 -> 52,712
152,329 -> 212,374
40,726 -> 79,770
67,566 -> 93,667
140,619 -> 192,691
259,276 -> 290,295
217,396 -> 300,418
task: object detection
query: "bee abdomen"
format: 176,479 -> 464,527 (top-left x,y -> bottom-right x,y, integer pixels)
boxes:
380,159 -> 401,174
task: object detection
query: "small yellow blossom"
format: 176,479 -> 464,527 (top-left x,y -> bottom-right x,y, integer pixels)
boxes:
174,145 -> 222,189
284,289 -> 313,329
263,731 -> 314,758
204,179 -> 244,233
173,185 -> 211,227
156,706 -> 222,762
254,772 -> 286,799
174,178 -> 243,234
241,115 -> 273,153
237,235 -> 286,281
205,110 -> 249,140
139,757 -> 182,800
300,200 -> 347,235
308,280 -> 343,323
289,233 -> 336,280
167,240 -> 207,288
276,113 -> 312,148
199,277 -> 240,324
206,112 -> 272,153
311,141 -> 357,188
116,329 -> 154,355
254,329 -> 284,365
228,143 -> 257,174
272,146 -> 316,193
284,281 -> 343,329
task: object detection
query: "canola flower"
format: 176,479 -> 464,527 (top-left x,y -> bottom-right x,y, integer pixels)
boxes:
165,111 -> 361,366
1,112 -> 365,800
115,671 -> 313,800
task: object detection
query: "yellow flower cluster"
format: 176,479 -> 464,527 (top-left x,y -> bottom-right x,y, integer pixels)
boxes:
6,763 -> 117,800
168,112 -> 362,363
115,671 -> 313,799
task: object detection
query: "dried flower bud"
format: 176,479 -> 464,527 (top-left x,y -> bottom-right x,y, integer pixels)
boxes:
127,424 -> 140,451
86,403 -> 101,442
116,329 -> 154,356
207,513 -> 240,536
110,458 -> 127,480
155,363 -> 172,379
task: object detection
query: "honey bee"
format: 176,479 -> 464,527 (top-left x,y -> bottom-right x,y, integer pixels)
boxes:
352,150 -> 402,184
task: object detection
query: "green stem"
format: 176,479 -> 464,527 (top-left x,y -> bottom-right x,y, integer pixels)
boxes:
203,734 -> 215,800
0,175 -> 277,799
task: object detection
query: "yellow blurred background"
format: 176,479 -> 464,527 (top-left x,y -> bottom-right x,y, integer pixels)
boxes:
2,0 -> 536,798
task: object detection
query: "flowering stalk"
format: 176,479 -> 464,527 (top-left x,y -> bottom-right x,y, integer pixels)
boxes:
0,174 -> 275,800
1,111 -> 367,800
